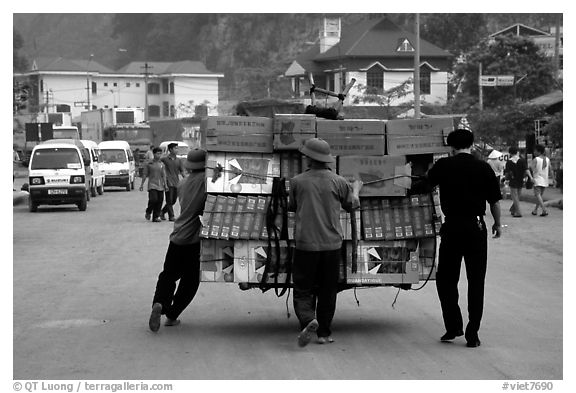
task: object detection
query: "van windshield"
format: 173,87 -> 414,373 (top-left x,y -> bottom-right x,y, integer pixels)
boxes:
30,148 -> 81,170
100,149 -> 127,163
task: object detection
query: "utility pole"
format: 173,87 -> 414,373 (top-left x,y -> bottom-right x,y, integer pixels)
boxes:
553,14 -> 561,78
141,62 -> 153,121
478,62 -> 483,111
413,13 -> 421,119
86,54 -> 93,110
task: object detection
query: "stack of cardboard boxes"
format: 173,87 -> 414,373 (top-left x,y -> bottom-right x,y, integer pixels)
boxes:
199,114 -> 453,287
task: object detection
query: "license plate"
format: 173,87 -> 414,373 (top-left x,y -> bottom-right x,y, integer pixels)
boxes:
48,189 -> 68,195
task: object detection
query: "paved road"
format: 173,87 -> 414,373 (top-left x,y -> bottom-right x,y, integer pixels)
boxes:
12,175 -> 563,381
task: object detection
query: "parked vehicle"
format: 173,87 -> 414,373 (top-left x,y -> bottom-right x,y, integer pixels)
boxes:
27,141 -> 91,212
80,140 -> 105,197
97,140 -> 136,191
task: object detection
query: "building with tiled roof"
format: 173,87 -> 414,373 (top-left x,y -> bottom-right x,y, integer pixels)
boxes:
284,17 -> 453,107
14,57 -> 224,121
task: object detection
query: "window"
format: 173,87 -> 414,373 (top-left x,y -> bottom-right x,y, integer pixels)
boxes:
113,82 -> 117,87
136,83 -> 140,87
366,66 -> 384,94
40,80 -> 44,92
91,81 -> 97,94
148,83 -> 160,95
170,105 -> 175,117
420,66 -> 431,95
104,82 -> 108,87
162,79 -> 169,94
328,73 -> 335,92
162,101 -> 169,117
169,82 -> 174,94
126,82 -> 131,88
148,105 -> 160,117
56,104 -> 71,112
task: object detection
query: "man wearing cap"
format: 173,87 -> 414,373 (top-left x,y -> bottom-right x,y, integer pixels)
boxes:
427,129 -> 502,348
289,138 -> 362,347
161,143 -> 185,221
148,149 -> 207,332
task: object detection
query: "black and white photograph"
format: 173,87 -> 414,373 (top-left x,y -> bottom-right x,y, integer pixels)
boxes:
8,4 -> 569,391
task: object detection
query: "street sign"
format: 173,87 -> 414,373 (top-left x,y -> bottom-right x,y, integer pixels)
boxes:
74,101 -> 88,107
496,76 -> 515,86
480,75 -> 515,87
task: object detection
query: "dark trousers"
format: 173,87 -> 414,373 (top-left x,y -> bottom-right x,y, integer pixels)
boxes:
146,190 -> 164,219
436,218 -> 487,339
161,186 -> 178,219
152,242 -> 201,320
292,248 -> 341,338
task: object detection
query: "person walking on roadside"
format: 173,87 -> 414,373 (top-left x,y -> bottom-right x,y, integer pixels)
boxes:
288,138 -> 362,347
427,129 -> 502,348
139,147 -> 167,223
530,144 -> 552,217
148,149 -> 207,332
504,147 -> 530,217
160,143 -> 185,221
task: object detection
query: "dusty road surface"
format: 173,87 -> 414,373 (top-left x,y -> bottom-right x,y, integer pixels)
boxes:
12,175 -> 563,382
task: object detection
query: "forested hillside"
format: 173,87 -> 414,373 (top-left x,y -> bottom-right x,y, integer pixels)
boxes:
13,13 -> 561,101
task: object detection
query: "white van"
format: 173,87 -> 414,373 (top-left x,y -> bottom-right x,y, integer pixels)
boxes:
80,140 -> 105,197
159,140 -> 189,160
98,140 -> 136,191
27,141 -> 91,212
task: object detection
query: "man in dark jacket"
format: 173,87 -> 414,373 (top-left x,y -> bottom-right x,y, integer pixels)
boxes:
427,129 -> 502,348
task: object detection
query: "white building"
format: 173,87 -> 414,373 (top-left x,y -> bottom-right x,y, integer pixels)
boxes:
13,57 -> 224,122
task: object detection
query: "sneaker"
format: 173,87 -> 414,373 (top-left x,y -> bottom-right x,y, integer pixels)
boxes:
297,319 -> 319,347
540,212 -> 548,217
169,217 -> 175,222
160,214 -> 167,221
152,217 -> 162,222
466,337 -> 481,348
317,336 -> 335,344
165,318 -> 181,327
145,213 -> 151,220
149,303 -> 162,332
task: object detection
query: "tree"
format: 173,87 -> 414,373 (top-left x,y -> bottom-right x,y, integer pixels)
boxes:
466,103 -> 547,147
454,35 -> 556,108
543,112 -> 563,147
420,14 -> 489,57
13,29 -> 28,72
352,79 -> 413,118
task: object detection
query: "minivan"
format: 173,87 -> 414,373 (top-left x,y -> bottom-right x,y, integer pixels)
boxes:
27,141 -> 91,212
98,140 -> 136,191
80,140 -> 105,197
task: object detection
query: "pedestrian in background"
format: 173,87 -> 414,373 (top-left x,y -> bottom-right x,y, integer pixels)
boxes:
504,146 -> 530,217
288,138 -> 362,347
161,143 -> 185,221
530,144 -> 552,217
139,147 -> 167,222
148,149 -> 207,332
487,149 -> 505,190
144,145 -> 155,164
427,129 -> 502,348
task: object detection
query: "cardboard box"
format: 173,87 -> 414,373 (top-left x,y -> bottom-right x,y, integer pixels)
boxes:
360,199 -> 374,240
200,194 -> 217,238
316,119 -> 385,135
317,134 -> 386,156
204,116 -> 273,153
234,240 -> 294,284
273,114 -> 316,150
338,155 -> 411,197
200,240 -> 235,282
386,117 -> 453,156
343,240 -> 420,285
206,152 -> 280,194
418,237 -> 437,281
